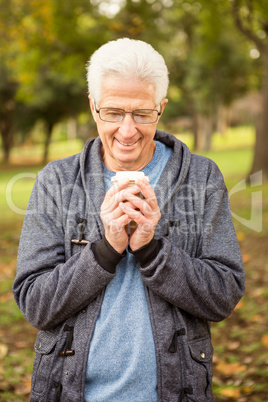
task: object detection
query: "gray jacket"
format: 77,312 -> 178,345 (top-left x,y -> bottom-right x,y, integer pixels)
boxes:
13,131 -> 245,401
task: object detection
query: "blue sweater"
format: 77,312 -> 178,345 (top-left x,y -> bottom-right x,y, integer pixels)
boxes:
85,141 -> 173,401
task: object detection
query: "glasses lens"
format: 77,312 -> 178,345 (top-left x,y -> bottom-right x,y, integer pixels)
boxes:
99,108 -> 124,122
99,108 -> 159,123
133,110 -> 158,123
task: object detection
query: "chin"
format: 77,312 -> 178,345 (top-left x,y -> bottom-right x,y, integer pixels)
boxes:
118,161 -> 137,168
116,154 -> 139,165
115,158 -> 139,169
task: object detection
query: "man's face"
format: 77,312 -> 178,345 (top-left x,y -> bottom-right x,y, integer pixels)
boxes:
90,75 -> 167,172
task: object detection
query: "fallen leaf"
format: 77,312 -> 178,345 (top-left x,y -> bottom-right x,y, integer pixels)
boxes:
0,344 -> 8,359
243,357 -> 253,365
220,387 -> 241,398
252,288 -> 265,298
15,340 -> 31,349
227,341 -> 240,351
14,379 -> 31,395
234,300 -> 245,310
242,253 -> 251,263
0,260 -> 17,277
236,232 -> 245,242
241,385 -> 254,395
216,361 -> 247,376
250,314 -> 264,323
261,334 -> 268,348
0,293 -> 14,303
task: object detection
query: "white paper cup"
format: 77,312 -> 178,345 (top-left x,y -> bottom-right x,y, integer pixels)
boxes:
111,171 -> 149,186
111,171 -> 149,234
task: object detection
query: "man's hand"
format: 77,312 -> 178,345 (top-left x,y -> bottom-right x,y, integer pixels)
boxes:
118,178 -> 161,251
100,178 -> 139,254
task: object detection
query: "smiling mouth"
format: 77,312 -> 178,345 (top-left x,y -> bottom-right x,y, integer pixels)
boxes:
116,139 -> 139,146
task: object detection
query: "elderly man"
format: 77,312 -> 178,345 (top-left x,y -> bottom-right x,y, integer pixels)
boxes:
13,38 -> 244,402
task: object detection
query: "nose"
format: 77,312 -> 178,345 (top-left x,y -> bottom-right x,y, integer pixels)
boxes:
118,113 -> 138,137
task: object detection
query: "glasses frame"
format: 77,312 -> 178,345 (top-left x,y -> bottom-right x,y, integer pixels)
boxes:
94,102 -> 161,124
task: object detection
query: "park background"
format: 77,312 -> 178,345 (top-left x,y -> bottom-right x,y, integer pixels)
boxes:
0,0 -> 268,400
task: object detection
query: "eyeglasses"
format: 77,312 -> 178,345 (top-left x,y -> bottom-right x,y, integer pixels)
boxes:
95,106 -> 161,124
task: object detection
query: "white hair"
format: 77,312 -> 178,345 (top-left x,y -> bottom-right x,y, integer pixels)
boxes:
86,38 -> 169,105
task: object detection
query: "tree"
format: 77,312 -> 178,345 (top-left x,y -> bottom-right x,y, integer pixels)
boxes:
0,64 -> 18,163
231,0 -> 268,179
161,0 -> 253,151
23,74 -> 88,164
3,0 -> 112,163
112,0 -> 254,152
0,0 -> 23,162
189,1 -> 254,151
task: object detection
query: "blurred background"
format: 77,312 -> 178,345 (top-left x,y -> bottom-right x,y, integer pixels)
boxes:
0,0 -> 268,400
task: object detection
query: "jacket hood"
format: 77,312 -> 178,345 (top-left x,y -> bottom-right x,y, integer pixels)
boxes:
78,130 -> 192,217
153,130 -> 191,211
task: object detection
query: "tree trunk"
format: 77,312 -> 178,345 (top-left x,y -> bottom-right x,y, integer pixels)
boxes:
217,104 -> 229,135
250,42 -> 268,181
42,122 -> 54,165
0,120 -> 13,164
67,117 -> 77,140
192,108 -> 198,150
194,114 -> 213,152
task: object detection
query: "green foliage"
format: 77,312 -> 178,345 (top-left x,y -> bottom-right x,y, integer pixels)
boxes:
0,0 -> 265,161
183,1 -> 255,110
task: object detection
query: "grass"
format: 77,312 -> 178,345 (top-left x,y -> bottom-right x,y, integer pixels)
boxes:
2,138 -> 84,165
176,125 -> 255,180
176,125 -> 255,152
0,168 -> 40,223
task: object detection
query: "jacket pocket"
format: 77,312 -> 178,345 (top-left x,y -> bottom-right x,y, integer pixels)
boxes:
188,337 -> 214,399
31,331 -> 58,395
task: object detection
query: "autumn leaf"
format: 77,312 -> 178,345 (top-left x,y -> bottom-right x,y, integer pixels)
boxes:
216,361 -> 247,376
236,232 -> 245,242
14,379 -> 32,396
241,385 -> 254,395
242,253 -> 251,263
0,293 -> 14,303
250,314 -> 265,323
227,341 -> 240,351
220,387 -> 241,398
261,334 -> 268,348
0,343 -> 8,359
234,299 -> 245,310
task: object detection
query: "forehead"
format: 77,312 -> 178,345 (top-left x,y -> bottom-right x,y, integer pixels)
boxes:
99,75 -> 156,108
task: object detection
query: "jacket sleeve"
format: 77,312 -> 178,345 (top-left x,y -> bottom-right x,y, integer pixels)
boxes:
138,167 -> 245,322
13,170 -> 115,331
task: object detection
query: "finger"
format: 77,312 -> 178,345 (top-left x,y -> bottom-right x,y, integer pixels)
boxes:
110,204 -> 130,220
122,192 -> 160,220
103,212 -> 130,233
136,178 -> 159,210
108,214 -> 131,232
101,205 -> 128,229
106,178 -> 130,201
122,193 -> 152,215
106,185 -> 142,211
101,178 -> 130,213
119,202 -> 144,222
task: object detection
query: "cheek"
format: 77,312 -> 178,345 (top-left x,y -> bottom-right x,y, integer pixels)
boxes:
143,128 -> 156,142
97,124 -> 115,145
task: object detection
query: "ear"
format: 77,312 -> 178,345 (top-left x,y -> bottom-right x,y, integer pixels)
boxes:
157,98 -> 168,122
88,96 -> 97,122
160,98 -> 168,114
